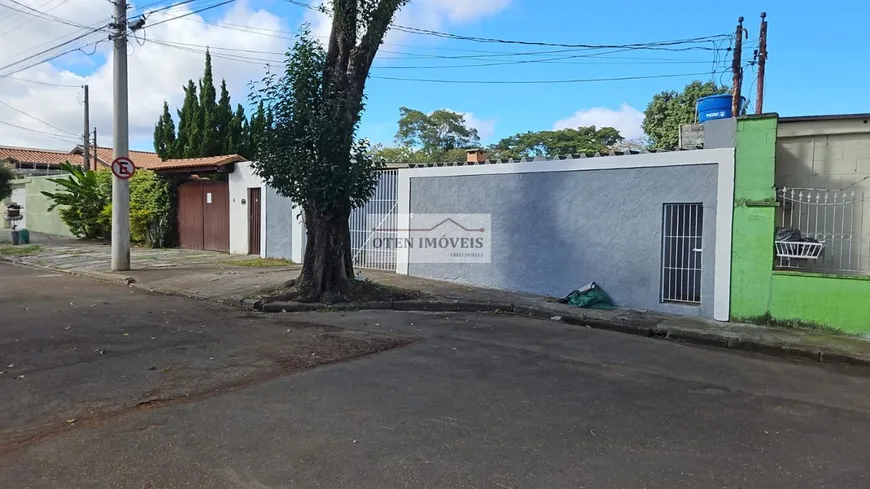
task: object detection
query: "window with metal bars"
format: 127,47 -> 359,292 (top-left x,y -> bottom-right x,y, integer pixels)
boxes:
661,203 -> 704,304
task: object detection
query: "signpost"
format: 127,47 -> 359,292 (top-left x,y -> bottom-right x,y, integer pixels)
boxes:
111,156 -> 135,180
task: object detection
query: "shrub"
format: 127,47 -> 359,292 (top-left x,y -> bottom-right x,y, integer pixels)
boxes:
0,165 -> 15,201
42,162 -> 110,240
43,163 -> 173,246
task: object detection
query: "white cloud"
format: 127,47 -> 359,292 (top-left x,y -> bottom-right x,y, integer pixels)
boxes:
553,103 -> 646,141
457,111 -> 496,142
0,0 -> 288,151
0,0 -> 511,152
303,0 -> 512,50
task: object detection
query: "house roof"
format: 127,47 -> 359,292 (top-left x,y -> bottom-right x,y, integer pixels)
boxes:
150,154 -> 247,171
4,143 -> 247,173
71,146 -> 164,169
778,113 -> 870,123
0,145 -> 81,167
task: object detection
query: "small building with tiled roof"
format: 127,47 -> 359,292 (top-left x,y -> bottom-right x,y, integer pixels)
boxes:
0,145 -> 82,175
150,154 -> 247,173
69,145 -> 164,171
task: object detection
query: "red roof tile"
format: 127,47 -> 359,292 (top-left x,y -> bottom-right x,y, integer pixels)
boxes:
0,145 -> 81,166
151,154 -> 247,170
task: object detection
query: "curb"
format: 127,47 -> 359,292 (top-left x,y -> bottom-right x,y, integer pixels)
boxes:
260,299 -> 870,369
7,255 -> 869,370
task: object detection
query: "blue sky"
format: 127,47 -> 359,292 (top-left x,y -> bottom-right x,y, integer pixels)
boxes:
3,0 -> 869,152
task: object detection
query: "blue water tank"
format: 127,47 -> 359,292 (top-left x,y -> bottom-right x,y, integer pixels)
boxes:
697,94 -> 742,122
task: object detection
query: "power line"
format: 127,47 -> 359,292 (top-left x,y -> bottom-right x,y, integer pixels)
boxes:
147,37 -> 720,70
137,0 -> 199,16
0,29 -> 105,77
0,99 -> 79,136
0,119 -> 81,143
0,0 -> 71,38
373,72 -> 717,84
392,26 -> 729,52
282,0 -> 728,52
2,75 -> 82,88
0,0 -> 96,30
0,37 -> 106,78
145,0 -> 235,29
373,53 -> 714,69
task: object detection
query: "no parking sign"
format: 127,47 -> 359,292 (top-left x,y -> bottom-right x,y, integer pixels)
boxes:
111,156 -> 136,179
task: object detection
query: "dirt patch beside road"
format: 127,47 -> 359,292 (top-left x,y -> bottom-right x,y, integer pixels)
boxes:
0,263 -> 409,452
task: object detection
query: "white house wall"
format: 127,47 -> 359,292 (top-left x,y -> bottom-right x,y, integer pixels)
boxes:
228,162 -> 266,256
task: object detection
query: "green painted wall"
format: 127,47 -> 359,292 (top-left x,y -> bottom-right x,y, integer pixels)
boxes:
731,116 -> 778,319
731,116 -> 870,334
9,177 -> 75,237
770,272 -> 870,334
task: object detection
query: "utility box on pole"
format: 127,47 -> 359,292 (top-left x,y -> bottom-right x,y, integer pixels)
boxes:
111,0 -> 130,271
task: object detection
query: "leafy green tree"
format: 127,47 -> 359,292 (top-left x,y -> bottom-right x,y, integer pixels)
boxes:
174,80 -> 200,158
153,101 -> 176,160
0,165 -> 15,201
251,0 -> 407,301
642,80 -> 729,150
488,126 -> 623,160
395,107 -> 480,161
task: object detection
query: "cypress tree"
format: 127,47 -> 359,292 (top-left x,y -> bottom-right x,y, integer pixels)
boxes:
228,103 -> 248,157
198,49 -> 220,157
153,101 -> 176,160
216,79 -> 234,154
174,80 -> 199,159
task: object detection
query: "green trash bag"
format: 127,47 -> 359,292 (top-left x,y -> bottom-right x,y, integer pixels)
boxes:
557,282 -> 615,309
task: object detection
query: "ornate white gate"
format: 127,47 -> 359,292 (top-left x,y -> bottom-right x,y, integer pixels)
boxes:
349,170 -> 398,271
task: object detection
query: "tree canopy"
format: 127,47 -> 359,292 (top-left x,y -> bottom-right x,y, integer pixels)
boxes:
395,107 -> 480,161
153,50 -> 264,160
642,80 -> 729,150
488,126 -> 623,160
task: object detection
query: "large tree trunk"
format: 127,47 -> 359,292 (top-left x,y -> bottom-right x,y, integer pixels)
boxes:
292,206 -> 353,302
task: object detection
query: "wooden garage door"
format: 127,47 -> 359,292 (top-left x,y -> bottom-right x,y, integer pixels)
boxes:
177,180 -> 229,252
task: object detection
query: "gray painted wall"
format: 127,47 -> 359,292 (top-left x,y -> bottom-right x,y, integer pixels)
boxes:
264,186 -> 294,260
408,164 -> 719,317
703,118 -> 736,149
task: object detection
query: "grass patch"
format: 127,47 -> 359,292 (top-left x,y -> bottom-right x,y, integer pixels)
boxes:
0,245 -> 41,256
736,313 -> 847,335
223,257 -> 295,268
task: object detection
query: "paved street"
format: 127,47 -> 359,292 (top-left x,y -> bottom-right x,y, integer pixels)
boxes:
2,262 -> 870,488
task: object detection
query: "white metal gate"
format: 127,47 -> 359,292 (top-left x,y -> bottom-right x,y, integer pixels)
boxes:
661,203 -> 704,304
349,170 -> 398,271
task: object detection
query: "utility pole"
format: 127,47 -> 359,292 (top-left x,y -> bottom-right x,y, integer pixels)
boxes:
756,12 -> 768,114
111,0 -> 130,271
731,16 -> 745,118
82,85 -> 90,171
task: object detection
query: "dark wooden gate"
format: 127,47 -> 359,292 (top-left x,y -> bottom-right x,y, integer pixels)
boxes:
177,180 -> 230,252
248,187 -> 262,255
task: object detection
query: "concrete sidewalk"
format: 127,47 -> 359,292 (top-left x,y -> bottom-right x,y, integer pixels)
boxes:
3,233 -> 870,367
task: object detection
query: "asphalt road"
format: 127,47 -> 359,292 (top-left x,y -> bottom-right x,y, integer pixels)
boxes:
2,262 -> 870,488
